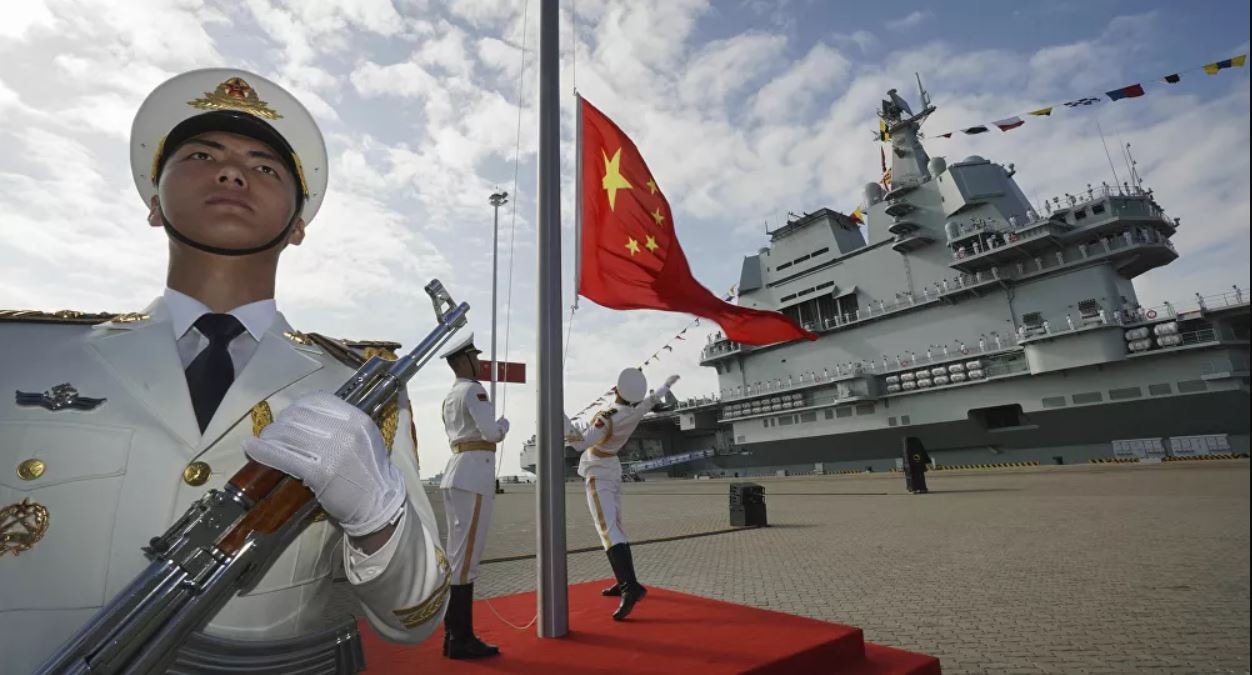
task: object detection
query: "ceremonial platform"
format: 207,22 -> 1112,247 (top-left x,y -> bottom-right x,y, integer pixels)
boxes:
359,581 -> 940,674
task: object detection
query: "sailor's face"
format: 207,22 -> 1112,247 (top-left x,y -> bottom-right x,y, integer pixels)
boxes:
149,131 -> 305,249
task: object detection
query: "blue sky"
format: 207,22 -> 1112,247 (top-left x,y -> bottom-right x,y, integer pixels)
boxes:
1,0 -> 1248,475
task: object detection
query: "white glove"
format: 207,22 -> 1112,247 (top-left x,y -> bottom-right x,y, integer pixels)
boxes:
497,417 -> 510,436
664,374 -> 681,388
242,392 -> 406,537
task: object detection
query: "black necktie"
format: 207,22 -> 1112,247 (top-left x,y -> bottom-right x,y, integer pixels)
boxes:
185,313 -> 246,432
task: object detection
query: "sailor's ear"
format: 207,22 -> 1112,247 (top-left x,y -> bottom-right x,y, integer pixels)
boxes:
148,196 -> 162,228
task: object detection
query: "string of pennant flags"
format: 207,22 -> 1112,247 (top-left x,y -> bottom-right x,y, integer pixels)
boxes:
927,54 -> 1246,140
572,285 -> 738,420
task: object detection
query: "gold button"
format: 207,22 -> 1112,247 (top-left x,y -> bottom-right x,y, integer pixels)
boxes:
183,461 -> 211,486
17,459 -> 45,481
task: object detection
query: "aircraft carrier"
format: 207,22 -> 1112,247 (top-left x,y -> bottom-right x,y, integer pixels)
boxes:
524,84 -> 1250,478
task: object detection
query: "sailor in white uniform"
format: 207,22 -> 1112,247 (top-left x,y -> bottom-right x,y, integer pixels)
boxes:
0,68 -> 449,674
438,333 -> 509,659
567,368 -> 679,620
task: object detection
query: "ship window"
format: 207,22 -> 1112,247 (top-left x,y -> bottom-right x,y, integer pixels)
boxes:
776,262 -> 792,271
800,412 -> 817,423
780,293 -> 797,302
778,415 -> 794,426
812,247 -> 830,257
1074,209 -> 1087,221
901,415 -> 911,425
763,420 -> 769,428
1078,299 -> 1101,317
1092,204 -> 1106,215
824,409 -> 834,419
1022,312 -> 1044,328
1177,379 -> 1208,393
794,254 -> 811,264
1042,396 -> 1067,408
969,403 -> 1025,429
1109,386 -> 1142,400
855,403 -> 875,415
836,407 -> 853,418
1072,392 -> 1103,404
815,281 -> 834,290
888,416 -> 897,427
1148,383 -> 1172,396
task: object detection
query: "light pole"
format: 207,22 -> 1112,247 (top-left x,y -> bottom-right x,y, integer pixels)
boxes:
489,190 -> 508,405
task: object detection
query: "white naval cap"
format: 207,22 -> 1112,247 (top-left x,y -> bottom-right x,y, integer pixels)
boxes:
440,331 -> 482,359
616,368 -> 647,404
130,68 -> 329,225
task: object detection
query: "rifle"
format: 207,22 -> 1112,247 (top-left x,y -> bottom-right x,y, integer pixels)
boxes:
36,280 -> 469,675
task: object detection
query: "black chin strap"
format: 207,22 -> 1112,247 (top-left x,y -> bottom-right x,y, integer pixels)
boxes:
160,206 -> 296,257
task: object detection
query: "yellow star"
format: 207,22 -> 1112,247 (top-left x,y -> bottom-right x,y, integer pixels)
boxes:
625,238 -> 641,255
602,148 -> 633,211
645,235 -> 659,252
650,208 -> 665,226
646,179 -> 657,195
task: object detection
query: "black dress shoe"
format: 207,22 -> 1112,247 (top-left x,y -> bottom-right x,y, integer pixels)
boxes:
602,583 -> 622,597
446,635 -> 501,659
612,583 -> 647,621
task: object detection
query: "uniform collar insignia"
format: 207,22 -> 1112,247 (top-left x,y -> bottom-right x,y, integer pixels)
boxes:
15,383 -> 106,411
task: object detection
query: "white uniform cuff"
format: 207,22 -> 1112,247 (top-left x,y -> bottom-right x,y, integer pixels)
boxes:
344,508 -> 406,584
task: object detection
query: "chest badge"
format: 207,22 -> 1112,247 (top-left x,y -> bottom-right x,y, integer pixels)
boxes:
1,498 -> 50,557
15,383 -> 106,412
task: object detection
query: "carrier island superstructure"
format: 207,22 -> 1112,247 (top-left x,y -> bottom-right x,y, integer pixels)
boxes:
522,86 -> 1250,478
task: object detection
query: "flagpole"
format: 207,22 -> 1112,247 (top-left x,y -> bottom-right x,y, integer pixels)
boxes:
573,92 -> 583,308
489,190 -> 508,404
535,0 -> 568,638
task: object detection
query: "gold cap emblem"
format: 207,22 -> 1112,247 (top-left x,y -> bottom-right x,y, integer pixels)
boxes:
1,498 -> 50,557
188,77 -> 283,121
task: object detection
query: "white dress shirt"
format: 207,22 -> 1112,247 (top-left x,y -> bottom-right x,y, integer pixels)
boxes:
164,287 -> 275,375
161,288 -> 401,575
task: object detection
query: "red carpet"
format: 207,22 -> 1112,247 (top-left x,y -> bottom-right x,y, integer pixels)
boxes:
359,581 -> 940,674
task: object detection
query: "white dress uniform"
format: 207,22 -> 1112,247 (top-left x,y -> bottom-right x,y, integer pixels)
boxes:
0,295 -> 450,674
569,383 -> 672,550
439,371 -> 507,584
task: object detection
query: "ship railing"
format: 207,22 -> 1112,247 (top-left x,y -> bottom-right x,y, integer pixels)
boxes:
1135,287 -> 1247,320
1038,183 -> 1155,215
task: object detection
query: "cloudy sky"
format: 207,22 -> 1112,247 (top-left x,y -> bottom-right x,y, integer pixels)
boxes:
2,0 -> 1248,476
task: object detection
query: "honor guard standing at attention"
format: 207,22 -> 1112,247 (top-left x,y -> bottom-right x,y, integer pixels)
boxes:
438,333 -> 509,659
0,69 -> 449,673
567,368 -> 679,621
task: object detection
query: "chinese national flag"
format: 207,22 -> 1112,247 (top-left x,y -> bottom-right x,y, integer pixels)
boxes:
577,97 -> 816,346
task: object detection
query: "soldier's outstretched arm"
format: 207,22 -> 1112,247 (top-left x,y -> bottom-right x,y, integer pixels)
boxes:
571,410 -> 613,450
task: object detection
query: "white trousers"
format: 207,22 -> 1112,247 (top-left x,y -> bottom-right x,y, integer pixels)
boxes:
585,476 -> 628,550
442,487 -> 493,585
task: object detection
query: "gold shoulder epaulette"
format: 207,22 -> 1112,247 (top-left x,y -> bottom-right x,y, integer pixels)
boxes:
304,333 -> 366,368
0,309 -> 148,325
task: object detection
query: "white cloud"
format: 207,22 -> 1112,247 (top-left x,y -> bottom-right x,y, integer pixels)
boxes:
833,30 -> 876,54
886,10 -> 932,31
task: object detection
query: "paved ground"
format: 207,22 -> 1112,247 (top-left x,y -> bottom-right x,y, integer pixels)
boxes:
334,461 -> 1251,674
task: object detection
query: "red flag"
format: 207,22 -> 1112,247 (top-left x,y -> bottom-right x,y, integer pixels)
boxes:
577,97 -> 815,346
